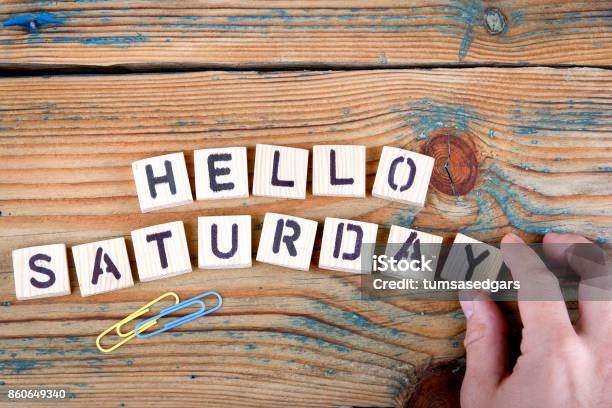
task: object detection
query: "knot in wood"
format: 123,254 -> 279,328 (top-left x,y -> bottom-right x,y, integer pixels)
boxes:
423,129 -> 478,196
484,7 -> 507,35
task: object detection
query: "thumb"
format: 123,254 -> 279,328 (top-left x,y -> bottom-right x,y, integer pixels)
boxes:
459,290 -> 507,407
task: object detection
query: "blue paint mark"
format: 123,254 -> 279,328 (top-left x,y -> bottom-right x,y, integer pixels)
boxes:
77,348 -> 98,355
190,374 -> 197,379
489,129 -> 495,139
243,344 -> 257,350
463,167 -> 588,237
324,368 -> 336,375
126,360 -> 134,366
0,360 -> 52,375
36,348 -> 66,356
457,1 -> 483,61
0,381 -> 5,385
512,128 -> 538,135
74,383 -> 93,388
397,99 -> 479,140
511,10 -> 525,25
51,34 -> 148,47
279,331 -> 351,353
174,120 -> 201,126
3,13 -> 65,33
0,301 -> 12,306
342,110 -> 352,115
392,209 -> 417,228
530,140 -> 539,144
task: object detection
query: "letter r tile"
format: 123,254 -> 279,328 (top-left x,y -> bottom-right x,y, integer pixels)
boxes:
372,146 -> 435,207
131,221 -> 192,282
256,213 -> 317,271
132,152 -> 193,213
12,244 -> 71,300
71,237 -> 134,297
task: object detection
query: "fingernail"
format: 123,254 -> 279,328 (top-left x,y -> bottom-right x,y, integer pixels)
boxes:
503,233 -> 523,243
459,299 -> 474,319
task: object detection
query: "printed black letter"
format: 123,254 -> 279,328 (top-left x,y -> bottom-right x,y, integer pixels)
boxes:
208,153 -> 234,192
146,160 -> 176,198
91,247 -> 122,285
272,219 -> 301,256
28,253 -> 56,289
146,230 -> 173,269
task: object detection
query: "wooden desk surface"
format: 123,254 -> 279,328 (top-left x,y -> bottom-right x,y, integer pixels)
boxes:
1,2 -> 611,407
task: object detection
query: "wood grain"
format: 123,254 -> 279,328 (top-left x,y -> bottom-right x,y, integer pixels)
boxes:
0,68 -> 611,407
1,0 -> 612,69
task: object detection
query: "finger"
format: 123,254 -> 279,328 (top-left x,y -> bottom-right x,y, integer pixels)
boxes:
543,233 -> 612,339
459,290 -> 507,407
501,233 -> 573,337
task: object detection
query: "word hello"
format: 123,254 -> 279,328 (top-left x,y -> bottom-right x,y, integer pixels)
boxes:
12,144 -> 500,301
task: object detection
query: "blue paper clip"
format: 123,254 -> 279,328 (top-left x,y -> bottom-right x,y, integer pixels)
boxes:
134,290 -> 223,339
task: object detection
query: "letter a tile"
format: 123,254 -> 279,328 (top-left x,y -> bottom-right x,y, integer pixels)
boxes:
132,152 -> 193,213
372,146 -> 435,207
384,226 -> 443,280
131,221 -> 192,282
12,244 -> 71,300
72,237 -> 134,297
256,213 -> 317,271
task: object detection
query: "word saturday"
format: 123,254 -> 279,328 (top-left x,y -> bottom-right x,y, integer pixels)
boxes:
12,144 -> 500,301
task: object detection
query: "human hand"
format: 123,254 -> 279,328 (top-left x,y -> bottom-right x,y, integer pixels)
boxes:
459,232 -> 611,408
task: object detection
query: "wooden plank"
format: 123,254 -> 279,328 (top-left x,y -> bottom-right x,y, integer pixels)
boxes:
0,67 -> 610,406
1,1 -> 611,68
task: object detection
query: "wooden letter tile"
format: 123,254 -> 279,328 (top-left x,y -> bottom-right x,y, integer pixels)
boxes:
372,146 -> 435,207
440,233 -> 503,283
318,217 -> 378,274
312,145 -> 366,197
132,152 -> 193,213
198,215 -> 252,269
256,213 -> 317,271
384,226 -> 443,280
252,144 -> 309,199
194,147 -> 249,200
12,244 -> 71,300
131,221 -> 192,282
71,237 -> 134,297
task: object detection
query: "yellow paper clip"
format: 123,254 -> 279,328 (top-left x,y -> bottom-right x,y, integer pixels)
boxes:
96,292 -> 180,353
